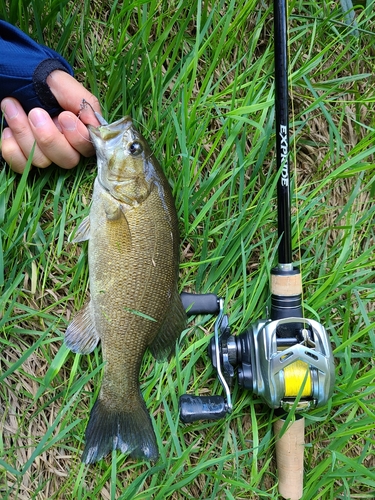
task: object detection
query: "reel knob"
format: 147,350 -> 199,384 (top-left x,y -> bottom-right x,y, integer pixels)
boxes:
180,292 -> 220,316
179,395 -> 228,423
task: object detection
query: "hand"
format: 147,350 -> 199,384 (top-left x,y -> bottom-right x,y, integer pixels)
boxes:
1,70 -> 101,173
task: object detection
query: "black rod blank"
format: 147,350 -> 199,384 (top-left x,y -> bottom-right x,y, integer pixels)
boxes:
274,0 -> 292,265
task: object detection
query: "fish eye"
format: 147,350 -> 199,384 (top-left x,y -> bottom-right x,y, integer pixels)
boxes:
128,141 -> 143,156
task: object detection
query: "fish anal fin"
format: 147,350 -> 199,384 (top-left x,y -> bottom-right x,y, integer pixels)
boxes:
65,302 -> 100,354
149,288 -> 187,361
70,216 -> 90,243
81,395 -> 158,463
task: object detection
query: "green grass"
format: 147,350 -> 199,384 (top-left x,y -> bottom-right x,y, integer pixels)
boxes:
1,0 -> 375,498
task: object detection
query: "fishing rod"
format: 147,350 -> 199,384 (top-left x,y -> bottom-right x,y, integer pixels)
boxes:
179,1 -> 335,498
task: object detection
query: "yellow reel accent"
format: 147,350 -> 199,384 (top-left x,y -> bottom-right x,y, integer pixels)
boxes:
284,360 -> 312,398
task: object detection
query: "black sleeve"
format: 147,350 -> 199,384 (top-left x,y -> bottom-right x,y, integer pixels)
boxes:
0,20 -> 74,117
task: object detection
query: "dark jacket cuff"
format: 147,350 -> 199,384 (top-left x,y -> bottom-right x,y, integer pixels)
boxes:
33,58 -> 71,110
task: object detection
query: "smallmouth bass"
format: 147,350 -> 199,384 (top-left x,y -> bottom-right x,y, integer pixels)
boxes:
65,116 -> 186,463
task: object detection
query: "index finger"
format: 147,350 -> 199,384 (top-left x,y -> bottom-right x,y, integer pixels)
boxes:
46,70 -> 101,126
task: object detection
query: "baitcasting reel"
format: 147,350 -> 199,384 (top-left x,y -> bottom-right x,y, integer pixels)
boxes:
179,291 -> 335,423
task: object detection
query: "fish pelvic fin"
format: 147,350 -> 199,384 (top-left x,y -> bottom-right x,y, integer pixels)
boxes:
65,302 -> 100,354
70,215 -> 90,243
149,288 -> 186,361
81,395 -> 159,464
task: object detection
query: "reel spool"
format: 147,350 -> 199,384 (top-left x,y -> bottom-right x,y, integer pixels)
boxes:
179,293 -> 335,422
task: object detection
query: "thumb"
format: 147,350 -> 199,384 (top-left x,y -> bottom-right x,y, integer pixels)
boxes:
47,70 -> 101,126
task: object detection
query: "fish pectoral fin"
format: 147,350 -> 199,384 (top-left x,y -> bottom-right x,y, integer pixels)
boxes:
70,216 -> 90,243
149,288 -> 187,361
103,197 -> 123,220
65,301 -> 100,354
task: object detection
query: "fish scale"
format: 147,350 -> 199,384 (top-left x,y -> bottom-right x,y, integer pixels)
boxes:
65,116 -> 186,463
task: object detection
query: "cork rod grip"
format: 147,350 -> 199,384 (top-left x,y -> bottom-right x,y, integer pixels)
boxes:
271,272 -> 302,297
274,417 -> 305,500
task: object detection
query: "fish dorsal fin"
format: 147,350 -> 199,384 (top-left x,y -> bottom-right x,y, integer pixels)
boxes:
65,301 -> 100,354
149,288 -> 186,361
70,216 -> 90,243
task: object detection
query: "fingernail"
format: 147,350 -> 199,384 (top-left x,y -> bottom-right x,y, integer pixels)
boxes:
2,128 -> 13,139
59,114 -> 77,131
1,99 -> 19,119
29,109 -> 47,128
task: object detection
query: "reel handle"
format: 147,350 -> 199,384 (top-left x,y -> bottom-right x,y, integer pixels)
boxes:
274,416 -> 305,500
179,395 -> 228,423
180,292 -> 220,316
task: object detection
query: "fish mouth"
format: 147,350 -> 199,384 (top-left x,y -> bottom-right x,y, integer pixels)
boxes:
88,116 -> 133,136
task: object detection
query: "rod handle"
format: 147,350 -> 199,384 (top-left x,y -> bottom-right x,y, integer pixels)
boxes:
180,292 -> 220,316
274,416 -> 305,500
179,395 -> 227,423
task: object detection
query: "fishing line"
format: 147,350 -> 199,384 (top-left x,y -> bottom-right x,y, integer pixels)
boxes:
284,360 -> 312,397
286,3 -> 305,319
69,121 -> 93,144
80,99 -> 107,126
68,109 -> 93,145
72,99 -> 106,146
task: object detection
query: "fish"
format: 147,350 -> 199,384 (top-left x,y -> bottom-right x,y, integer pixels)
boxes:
65,116 -> 186,463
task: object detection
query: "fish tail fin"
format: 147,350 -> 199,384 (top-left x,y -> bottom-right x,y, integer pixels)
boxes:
81,395 -> 158,464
